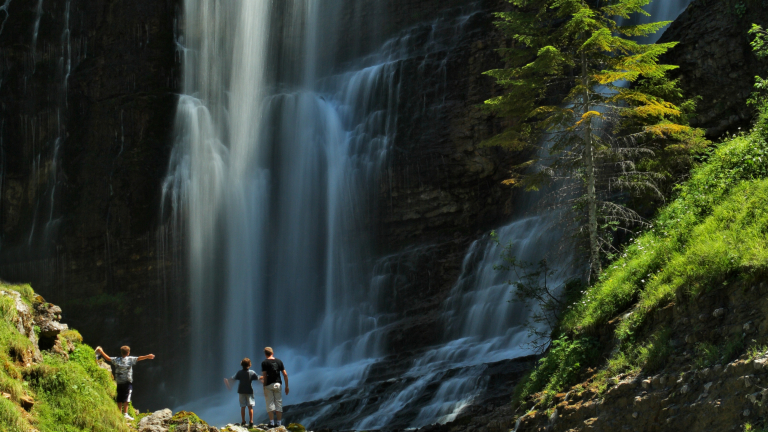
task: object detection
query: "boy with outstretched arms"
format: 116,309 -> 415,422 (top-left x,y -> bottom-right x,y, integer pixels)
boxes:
261,347 -> 289,428
225,357 -> 263,428
95,345 -> 155,421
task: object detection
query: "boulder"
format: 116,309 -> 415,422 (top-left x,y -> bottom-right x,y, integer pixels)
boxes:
138,409 -> 173,432
34,302 -> 68,339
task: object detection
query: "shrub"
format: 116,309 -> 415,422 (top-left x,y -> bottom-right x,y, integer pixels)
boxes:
512,336 -> 599,407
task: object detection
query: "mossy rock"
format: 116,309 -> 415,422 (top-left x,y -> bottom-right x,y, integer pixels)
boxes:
60,329 -> 83,344
287,423 -> 306,432
170,410 -> 208,425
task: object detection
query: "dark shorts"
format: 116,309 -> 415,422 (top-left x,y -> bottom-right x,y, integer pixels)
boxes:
116,383 -> 133,403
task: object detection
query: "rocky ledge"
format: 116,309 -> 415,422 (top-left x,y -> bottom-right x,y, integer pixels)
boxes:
1,287 -> 74,365
422,279 -> 768,432
131,408 -> 308,432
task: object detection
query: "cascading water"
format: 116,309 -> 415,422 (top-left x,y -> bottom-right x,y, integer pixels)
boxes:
165,0 -> 693,428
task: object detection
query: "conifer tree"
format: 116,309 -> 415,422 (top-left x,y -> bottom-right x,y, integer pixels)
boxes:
484,0 -> 696,281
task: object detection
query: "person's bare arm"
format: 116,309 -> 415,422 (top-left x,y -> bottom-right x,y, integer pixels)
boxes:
224,378 -> 233,391
137,354 -> 155,361
282,370 -> 289,395
95,346 -> 112,362
261,371 -> 266,384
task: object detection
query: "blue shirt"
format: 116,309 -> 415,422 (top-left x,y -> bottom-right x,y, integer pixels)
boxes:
230,369 -> 259,394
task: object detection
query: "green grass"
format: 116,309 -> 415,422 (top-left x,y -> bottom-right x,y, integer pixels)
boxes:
512,110 -> 768,408
27,345 -> 128,432
0,396 -> 29,432
561,131 -> 768,337
693,336 -> 745,369
0,283 -> 129,432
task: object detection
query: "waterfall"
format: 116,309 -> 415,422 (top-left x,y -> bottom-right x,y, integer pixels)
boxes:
164,0 -> 693,428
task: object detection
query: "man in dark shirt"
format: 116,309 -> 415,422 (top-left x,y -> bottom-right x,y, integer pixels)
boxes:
225,358 -> 262,428
261,347 -> 289,428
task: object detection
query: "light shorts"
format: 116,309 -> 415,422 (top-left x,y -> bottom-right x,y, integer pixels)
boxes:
263,383 -> 283,412
239,393 -> 255,408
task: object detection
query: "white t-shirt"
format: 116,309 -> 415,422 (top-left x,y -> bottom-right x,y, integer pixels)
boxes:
111,356 -> 139,384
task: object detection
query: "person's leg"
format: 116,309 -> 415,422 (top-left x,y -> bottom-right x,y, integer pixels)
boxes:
240,407 -> 245,423
265,386 -> 275,424
248,407 -> 254,423
274,385 -> 283,425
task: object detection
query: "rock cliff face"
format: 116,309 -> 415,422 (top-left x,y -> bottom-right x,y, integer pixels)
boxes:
373,0 -> 521,250
0,0 -> 183,408
661,0 -> 768,137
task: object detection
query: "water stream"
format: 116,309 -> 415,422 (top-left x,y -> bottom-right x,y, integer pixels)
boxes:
166,0 -> 693,428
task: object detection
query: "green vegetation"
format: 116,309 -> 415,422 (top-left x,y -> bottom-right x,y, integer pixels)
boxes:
563,134 -> 768,338
509,22 -> 768,408
513,121 -> 768,408
287,424 -> 308,432
512,336 -> 598,406
744,422 -> 768,432
484,0 -> 702,280
0,283 -> 128,432
169,410 -> 208,431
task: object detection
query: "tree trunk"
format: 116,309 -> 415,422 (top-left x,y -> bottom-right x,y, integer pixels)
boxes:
582,51 -> 601,282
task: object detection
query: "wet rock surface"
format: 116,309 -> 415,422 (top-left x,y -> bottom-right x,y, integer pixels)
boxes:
0,0 -> 185,409
378,0 -> 522,250
424,281 -> 768,432
661,0 -> 768,137
286,353 -> 535,431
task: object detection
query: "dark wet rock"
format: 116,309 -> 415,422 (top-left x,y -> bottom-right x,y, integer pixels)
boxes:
661,0 -> 768,137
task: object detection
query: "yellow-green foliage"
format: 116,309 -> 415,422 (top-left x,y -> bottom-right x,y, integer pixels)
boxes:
287,423 -> 307,432
60,330 -> 83,345
171,410 -> 207,425
514,117 -> 768,408
0,283 -> 129,432
561,133 -> 768,337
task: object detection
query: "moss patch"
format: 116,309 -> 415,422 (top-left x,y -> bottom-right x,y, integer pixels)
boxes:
171,410 -> 208,425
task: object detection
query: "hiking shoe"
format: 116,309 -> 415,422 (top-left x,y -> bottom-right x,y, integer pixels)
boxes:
124,413 -> 134,421
248,423 -> 254,429
240,421 -> 247,426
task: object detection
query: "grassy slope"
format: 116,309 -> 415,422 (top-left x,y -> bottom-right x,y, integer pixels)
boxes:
515,113 -> 768,406
0,283 -> 128,432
